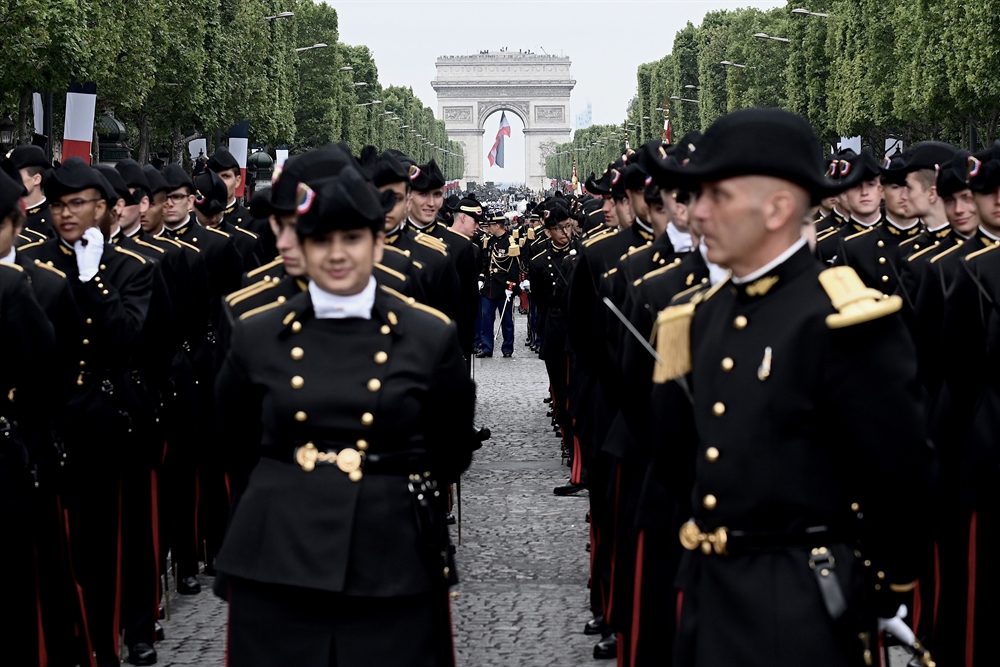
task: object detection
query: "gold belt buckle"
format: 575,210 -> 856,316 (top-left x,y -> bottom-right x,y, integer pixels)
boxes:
679,520 -> 728,555
295,443 -> 363,482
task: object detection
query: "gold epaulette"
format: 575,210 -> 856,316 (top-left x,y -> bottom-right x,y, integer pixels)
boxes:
964,242 -> 1000,262
384,245 -> 411,257
134,239 -> 165,254
816,227 -> 840,242
374,262 -> 407,282
602,267 -> 618,278
415,234 -> 448,255
16,240 -> 44,252
819,266 -> 902,329
650,274 -> 730,383
634,257 -> 682,286
23,228 -> 47,240
906,242 -> 941,262
527,228 -> 535,240
531,248 -> 547,261
173,238 -> 200,253
206,226 -> 230,238
235,226 -> 258,239
17,233 -> 34,243
508,237 -> 520,257
929,241 -> 964,264
669,279 -> 710,303
0,260 -> 23,272
444,227 -> 471,241
412,260 -> 424,269
114,246 -> 147,264
32,259 -> 66,278
245,257 -> 283,279
843,226 -> 876,242
379,285 -> 450,324
155,236 -> 183,248
584,231 -> 614,248
898,235 -> 922,248
239,298 -> 285,321
481,236 -> 489,249
228,277 -> 277,305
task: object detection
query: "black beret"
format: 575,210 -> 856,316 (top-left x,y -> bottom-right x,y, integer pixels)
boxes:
623,161 -> 651,192
455,197 -> 485,223
142,165 -> 170,195
207,147 -> 240,173
969,142 -> 1000,194
295,166 -> 391,239
43,157 -> 108,201
360,147 -> 409,188
539,201 -> 569,228
898,142 -> 957,173
880,154 -> 908,186
0,161 -> 27,221
94,164 -> 138,206
252,144 -> 357,218
937,150 -> 977,198
661,108 -> 839,204
115,159 -> 152,199
192,170 -> 228,216
831,150 -> 882,191
161,164 -> 194,193
89,168 -> 118,206
8,145 -> 50,171
444,194 -> 461,212
586,166 -> 614,196
610,165 -> 627,200
408,159 -> 445,191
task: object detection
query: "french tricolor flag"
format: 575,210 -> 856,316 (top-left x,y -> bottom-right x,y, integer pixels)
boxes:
488,112 -> 510,168
63,81 -> 97,163
229,121 -> 250,197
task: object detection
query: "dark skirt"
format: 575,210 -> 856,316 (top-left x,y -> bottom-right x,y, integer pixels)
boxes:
226,577 -> 455,667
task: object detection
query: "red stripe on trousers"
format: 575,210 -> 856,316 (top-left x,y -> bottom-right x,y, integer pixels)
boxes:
675,591 -> 683,630
629,531 -> 645,666
571,432 -> 583,485
606,465 -> 621,622
61,501 -> 96,666
933,542 -> 940,632
966,510 -> 977,667
34,542 -> 47,667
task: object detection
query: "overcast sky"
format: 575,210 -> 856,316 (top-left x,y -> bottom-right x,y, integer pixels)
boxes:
332,0 -> 786,182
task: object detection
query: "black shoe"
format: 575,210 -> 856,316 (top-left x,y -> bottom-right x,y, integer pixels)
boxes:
155,621 -> 165,642
127,642 -> 158,665
543,397 -> 552,403
553,483 -> 586,496
502,352 -> 512,358
475,351 -> 492,358
584,616 -> 606,636
446,513 -> 456,525
157,604 -> 165,620
594,633 -> 617,660
176,576 -> 201,595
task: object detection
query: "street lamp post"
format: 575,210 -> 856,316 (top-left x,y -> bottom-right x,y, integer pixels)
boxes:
791,8 -> 829,17
720,60 -> 748,68
263,11 -> 294,20
295,43 -> 328,52
753,32 -> 790,43
670,96 -> 700,105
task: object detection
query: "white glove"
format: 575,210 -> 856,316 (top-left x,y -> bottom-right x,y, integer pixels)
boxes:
878,605 -> 915,647
505,289 -> 513,300
519,280 -> 530,291
478,281 -> 485,291
74,227 -> 105,283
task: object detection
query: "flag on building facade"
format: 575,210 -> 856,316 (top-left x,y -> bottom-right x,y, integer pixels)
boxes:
487,112 -> 510,168
62,81 -> 97,163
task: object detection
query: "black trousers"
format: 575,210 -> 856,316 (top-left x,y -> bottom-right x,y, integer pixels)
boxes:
227,578 -> 455,667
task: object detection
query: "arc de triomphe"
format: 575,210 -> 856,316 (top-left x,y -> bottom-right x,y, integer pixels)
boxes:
432,52 -> 575,191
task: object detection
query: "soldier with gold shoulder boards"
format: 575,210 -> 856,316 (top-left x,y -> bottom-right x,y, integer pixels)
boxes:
476,212 -> 520,358
209,147 -> 276,259
650,108 -> 934,667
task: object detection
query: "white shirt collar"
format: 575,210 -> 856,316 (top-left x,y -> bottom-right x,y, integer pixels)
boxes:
850,214 -> 880,228
667,222 -> 693,252
408,217 -> 431,231
1,247 -> 15,264
981,225 -> 1000,242
634,216 -> 653,234
833,206 -> 847,219
886,215 -> 920,231
698,241 -> 729,287
731,237 -> 807,284
309,276 -> 376,320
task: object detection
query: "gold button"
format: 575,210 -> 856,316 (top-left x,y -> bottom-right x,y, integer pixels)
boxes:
100,264 -> 106,270
881,275 -> 889,283
102,290 -> 109,295
388,312 -> 398,325
192,237 -> 197,242
367,378 -> 381,392
851,502 -> 860,512
705,447 -> 719,462
712,402 -> 726,417
294,411 -> 307,422
291,321 -> 302,333
733,315 -> 747,330
877,571 -> 886,580
356,439 -> 369,451
361,412 -> 374,426
877,240 -> 885,248
374,351 -> 388,364
703,494 -> 717,510
878,257 -> 886,264
380,325 -> 391,335
721,357 -> 734,371
82,339 -> 90,345
86,318 -> 92,324
291,376 -> 304,389
291,347 -> 304,360
97,283 -> 104,289
79,360 -> 86,367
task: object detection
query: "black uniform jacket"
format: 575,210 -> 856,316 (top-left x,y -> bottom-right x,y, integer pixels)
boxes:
385,225 -> 461,322
215,285 -> 476,597
479,232 -> 520,300
665,246 -> 933,667
225,201 -> 276,259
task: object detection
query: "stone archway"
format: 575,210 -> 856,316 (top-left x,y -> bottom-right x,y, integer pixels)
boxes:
432,52 -> 575,191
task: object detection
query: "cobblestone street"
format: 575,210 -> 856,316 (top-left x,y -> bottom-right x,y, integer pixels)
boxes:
155,313 -> 596,666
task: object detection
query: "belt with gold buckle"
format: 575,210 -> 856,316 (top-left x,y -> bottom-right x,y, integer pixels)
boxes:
294,442 -> 364,482
679,520 -> 728,555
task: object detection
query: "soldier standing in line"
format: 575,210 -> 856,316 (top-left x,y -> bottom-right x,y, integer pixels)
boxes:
209,147 -> 276,261
476,213 -> 520,358
9,145 -> 54,242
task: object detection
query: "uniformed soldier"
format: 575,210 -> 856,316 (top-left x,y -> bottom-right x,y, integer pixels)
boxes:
476,213 -> 520,358
650,108 -> 933,667
193,168 -> 264,271
9,144 -> 54,242
208,147 -> 277,259
214,165 -> 475,667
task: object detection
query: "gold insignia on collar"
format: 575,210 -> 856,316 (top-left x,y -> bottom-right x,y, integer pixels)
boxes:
745,275 -> 779,297
886,224 -> 900,235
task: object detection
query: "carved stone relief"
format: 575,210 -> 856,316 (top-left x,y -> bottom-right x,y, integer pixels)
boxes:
443,106 -> 473,121
534,106 -> 565,122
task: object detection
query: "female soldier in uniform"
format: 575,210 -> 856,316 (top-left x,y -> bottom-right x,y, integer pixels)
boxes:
214,165 -> 476,666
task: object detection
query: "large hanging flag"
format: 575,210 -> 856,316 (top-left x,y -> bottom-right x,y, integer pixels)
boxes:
229,121 -> 250,196
62,81 -> 97,163
663,117 -> 673,144
487,112 -> 510,168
